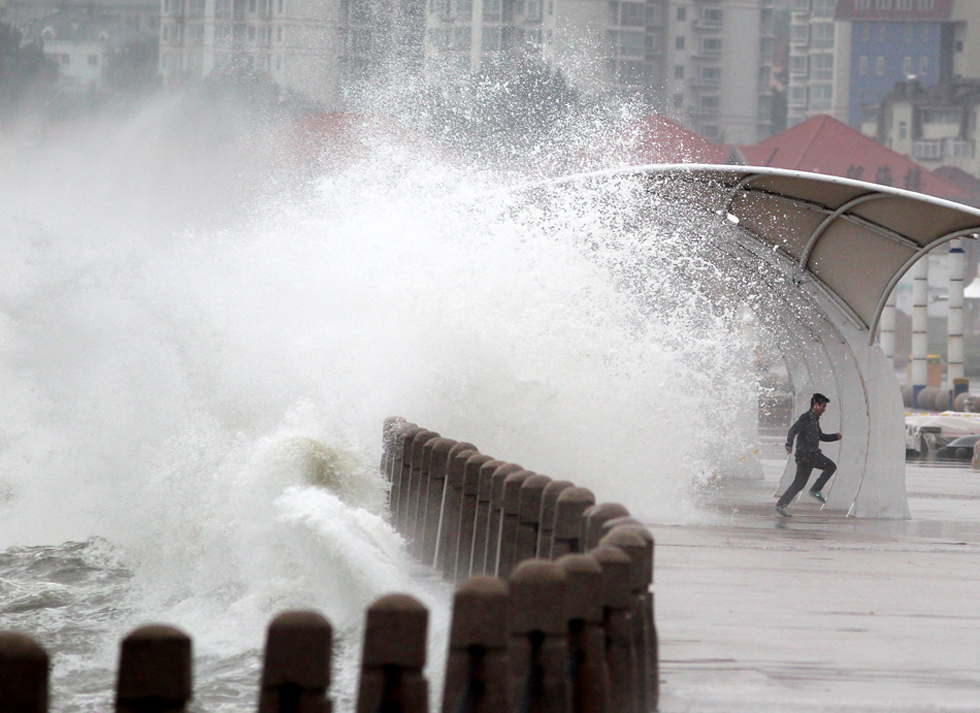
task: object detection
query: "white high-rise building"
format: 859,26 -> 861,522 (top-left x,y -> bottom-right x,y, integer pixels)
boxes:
425,0 -> 775,143
160,0 -> 343,107
664,0 -> 775,143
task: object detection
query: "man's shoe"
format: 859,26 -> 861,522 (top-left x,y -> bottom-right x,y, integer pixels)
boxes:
809,490 -> 827,504
775,505 -> 792,517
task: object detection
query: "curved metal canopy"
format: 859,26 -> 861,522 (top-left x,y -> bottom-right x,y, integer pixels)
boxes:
547,164 -> 980,343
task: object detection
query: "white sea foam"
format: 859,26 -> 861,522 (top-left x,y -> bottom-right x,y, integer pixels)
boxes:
0,72 -> 767,710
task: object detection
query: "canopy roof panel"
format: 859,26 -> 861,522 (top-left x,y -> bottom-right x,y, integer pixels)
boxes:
549,164 -> 980,341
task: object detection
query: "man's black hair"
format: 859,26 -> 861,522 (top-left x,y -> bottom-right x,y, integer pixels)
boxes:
811,393 -> 830,406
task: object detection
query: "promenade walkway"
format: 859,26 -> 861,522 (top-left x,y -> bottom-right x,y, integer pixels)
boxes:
653,459 -> 980,712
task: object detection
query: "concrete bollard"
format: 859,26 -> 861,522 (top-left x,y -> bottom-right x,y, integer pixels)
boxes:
588,546 -> 636,713
515,475 -> 552,565
409,436 -> 445,556
401,430 -> 440,538
471,460 -> 504,577
441,577 -> 511,713
417,438 -> 461,564
537,481 -> 574,558
456,454 -> 495,580
356,594 -> 429,713
258,611 -> 333,713
484,464 -> 525,575
381,417 -> 406,486
551,488 -> 596,558
391,424 -> 421,531
509,560 -> 570,713
599,528 -> 652,713
438,448 -> 480,576
582,504 -> 631,551
0,632 -> 48,713
115,625 -> 192,713
496,471 -> 534,578
596,516 -> 643,544
601,525 -> 657,711
396,428 -> 432,533
556,555 -> 609,713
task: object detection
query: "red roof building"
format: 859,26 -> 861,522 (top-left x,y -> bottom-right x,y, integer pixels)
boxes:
630,114 -> 737,165
734,114 -> 971,204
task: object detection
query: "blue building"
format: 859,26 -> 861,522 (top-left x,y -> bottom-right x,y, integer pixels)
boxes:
836,0 -> 955,128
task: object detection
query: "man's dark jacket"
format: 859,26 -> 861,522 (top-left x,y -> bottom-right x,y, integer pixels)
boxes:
786,410 -> 840,458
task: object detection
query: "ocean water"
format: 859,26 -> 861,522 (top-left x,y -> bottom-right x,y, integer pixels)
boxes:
0,84 -> 767,711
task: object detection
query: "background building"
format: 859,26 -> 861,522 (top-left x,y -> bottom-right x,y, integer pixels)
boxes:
663,0 -> 775,143
11,0 -> 158,92
159,0 -> 345,107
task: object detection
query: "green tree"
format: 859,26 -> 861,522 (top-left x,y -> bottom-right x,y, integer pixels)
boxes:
0,21 -> 59,119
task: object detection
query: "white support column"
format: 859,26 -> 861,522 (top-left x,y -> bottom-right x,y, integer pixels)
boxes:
948,239 -> 965,392
911,257 -> 929,408
880,290 -> 896,366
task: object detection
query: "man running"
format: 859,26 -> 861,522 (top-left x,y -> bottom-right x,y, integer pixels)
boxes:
776,393 -> 842,517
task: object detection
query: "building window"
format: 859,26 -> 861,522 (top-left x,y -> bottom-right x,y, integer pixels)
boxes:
791,24 -> 809,43
810,83 -> 832,109
701,7 -> 722,24
790,55 -> 807,75
812,0 -> 833,16
812,53 -> 832,79
619,31 -> 643,55
701,66 -> 720,81
875,56 -> 885,74
676,6 -> 685,21
675,35 -> 685,50
859,55 -> 868,74
903,56 -> 912,74
620,2 -> 643,26
700,95 -> 719,111
860,23 -> 870,42
789,85 -> 807,104
277,0 -> 283,12
701,37 -> 721,53
812,22 -> 833,48
919,56 -> 929,74
673,93 -> 683,107
912,140 -> 941,160
88,54 -> 98,66
248,0 -> 256,10
904,23 -> 914,41
674,64 -> 684,79
899,120 -> 907,139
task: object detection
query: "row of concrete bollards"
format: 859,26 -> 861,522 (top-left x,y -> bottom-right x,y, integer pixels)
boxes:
381,416 -> 659,713
0,418 -> 659,713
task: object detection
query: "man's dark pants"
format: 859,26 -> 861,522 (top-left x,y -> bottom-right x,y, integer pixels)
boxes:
776,452 -> 837,508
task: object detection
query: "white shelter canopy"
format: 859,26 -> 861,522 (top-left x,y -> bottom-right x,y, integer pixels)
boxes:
528,165 -> 980,517
598,164 -> 980,341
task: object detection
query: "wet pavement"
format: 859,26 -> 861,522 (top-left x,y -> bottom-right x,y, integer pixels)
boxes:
650,459 -> 980,712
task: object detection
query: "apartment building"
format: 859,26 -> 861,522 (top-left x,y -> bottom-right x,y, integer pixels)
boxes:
11,0 -> 159,92
787,0 -> 980,130
423,0 -> 660,97
159,0 -> 344,106
424,0 -> 774,143
873,78 -> 980,180
664,0 -> 775,143
785,0 -> 847,126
